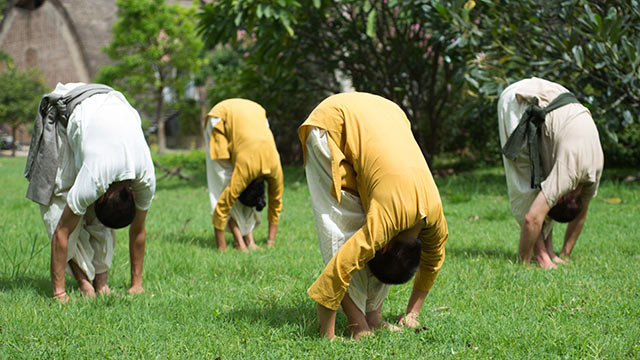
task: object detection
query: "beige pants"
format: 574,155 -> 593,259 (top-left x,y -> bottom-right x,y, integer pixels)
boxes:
304,127 -> 390,314
204,117 -> 260,236
40,125 -> 115,281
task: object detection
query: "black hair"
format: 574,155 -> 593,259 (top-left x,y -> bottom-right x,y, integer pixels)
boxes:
238,178 -> 266,211
368,238 -> 422,284
95,187 -> 136,229
548,194 -> 583,223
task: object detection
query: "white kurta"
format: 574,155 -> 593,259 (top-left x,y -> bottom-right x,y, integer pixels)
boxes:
204,116 -> 260,236
304,127 -> 389,314
40,82 -> 155,280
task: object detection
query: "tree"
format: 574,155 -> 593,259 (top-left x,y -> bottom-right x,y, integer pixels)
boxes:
0,53 -> 47,156
467,0 -> 640,166
97,0 -> 203,153
199,0 -> 481,162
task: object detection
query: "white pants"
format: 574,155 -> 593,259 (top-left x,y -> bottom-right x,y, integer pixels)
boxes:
304,127 -> 389,314
204,117 -> 260,236
498,84 -> 552,237
40,125 -> 115,281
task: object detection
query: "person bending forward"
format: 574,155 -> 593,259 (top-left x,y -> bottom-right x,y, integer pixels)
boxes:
498,78 -> 604,268
25,83 -> 155,303
299,92 -> 449,339
204,99 -> 283,252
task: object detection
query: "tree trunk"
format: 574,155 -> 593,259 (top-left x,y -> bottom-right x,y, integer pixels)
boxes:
156,86 -> 166,154
10,125 -> 17,157
196,85 -> 208,150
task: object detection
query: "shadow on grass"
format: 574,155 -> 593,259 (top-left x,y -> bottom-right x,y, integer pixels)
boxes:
226,299 -> 318,338
165,233 -> 217,250
446,245 -> 515,262
0,275 -> 51,296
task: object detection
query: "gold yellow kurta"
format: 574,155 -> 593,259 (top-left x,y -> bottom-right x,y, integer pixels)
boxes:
206,98 -> 283,229
299,92 -> 449,311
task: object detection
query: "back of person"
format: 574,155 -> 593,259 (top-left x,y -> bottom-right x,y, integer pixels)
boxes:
309,92 -> 426,174
209,98 -> 275,154
304,92 -> 438,215
60,84 -> 155,214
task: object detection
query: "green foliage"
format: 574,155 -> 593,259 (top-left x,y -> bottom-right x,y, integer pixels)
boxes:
152,149 -> 206,174
0,54 -> 47,155
1,156 -> 640,357
173,98 -> 202,137
466,0 -> 640,166
96,0 -> 203,152
198,0 -> 482,162
0,0 -> 7,20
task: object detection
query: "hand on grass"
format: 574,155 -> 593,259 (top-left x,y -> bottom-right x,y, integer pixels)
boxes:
398,312 -> 420,328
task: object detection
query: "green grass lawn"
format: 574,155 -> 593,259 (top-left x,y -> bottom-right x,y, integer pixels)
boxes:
1,153 -> 639,359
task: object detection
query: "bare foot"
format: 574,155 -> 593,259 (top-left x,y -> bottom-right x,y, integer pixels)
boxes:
247,243 -> 261,250
128,285 -> 145,295
534,254 -> 557,269
551,255 -> 567,265
96,285 -> 119,296
267,240 -> 275,248
382,321 -> 402,332
79,281 -> 96,298
233,239 -> 249,253
53,293 -> 70,304
352,329 -> 373,341
94,272 -> 117,296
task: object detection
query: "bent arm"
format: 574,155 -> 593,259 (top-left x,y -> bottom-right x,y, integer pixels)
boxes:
128,209 -> 147,294
51,205 -> 81,298
519,192 -> 550,264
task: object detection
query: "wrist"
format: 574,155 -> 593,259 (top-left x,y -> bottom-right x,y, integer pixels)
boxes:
53,290 -> 67,298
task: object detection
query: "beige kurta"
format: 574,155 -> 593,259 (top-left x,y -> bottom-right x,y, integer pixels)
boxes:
206,99 -> 284,230
498,78 -> 604,230
299,92 -> 449,311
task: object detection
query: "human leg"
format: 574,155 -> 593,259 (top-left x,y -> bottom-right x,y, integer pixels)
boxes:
68,259 -> 95,297
84,206 -> 116,294
365,304 -> 401,332
228,217 -> 248,252
341,293 -> 372,340
93,272 -> 113,295
532,232 -> 557,269
544,232 -> 566,264
243,231 -> 259,250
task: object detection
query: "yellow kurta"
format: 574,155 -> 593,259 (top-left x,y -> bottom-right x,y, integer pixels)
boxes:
299,92 -> 449,311
206,99 -> 283,229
